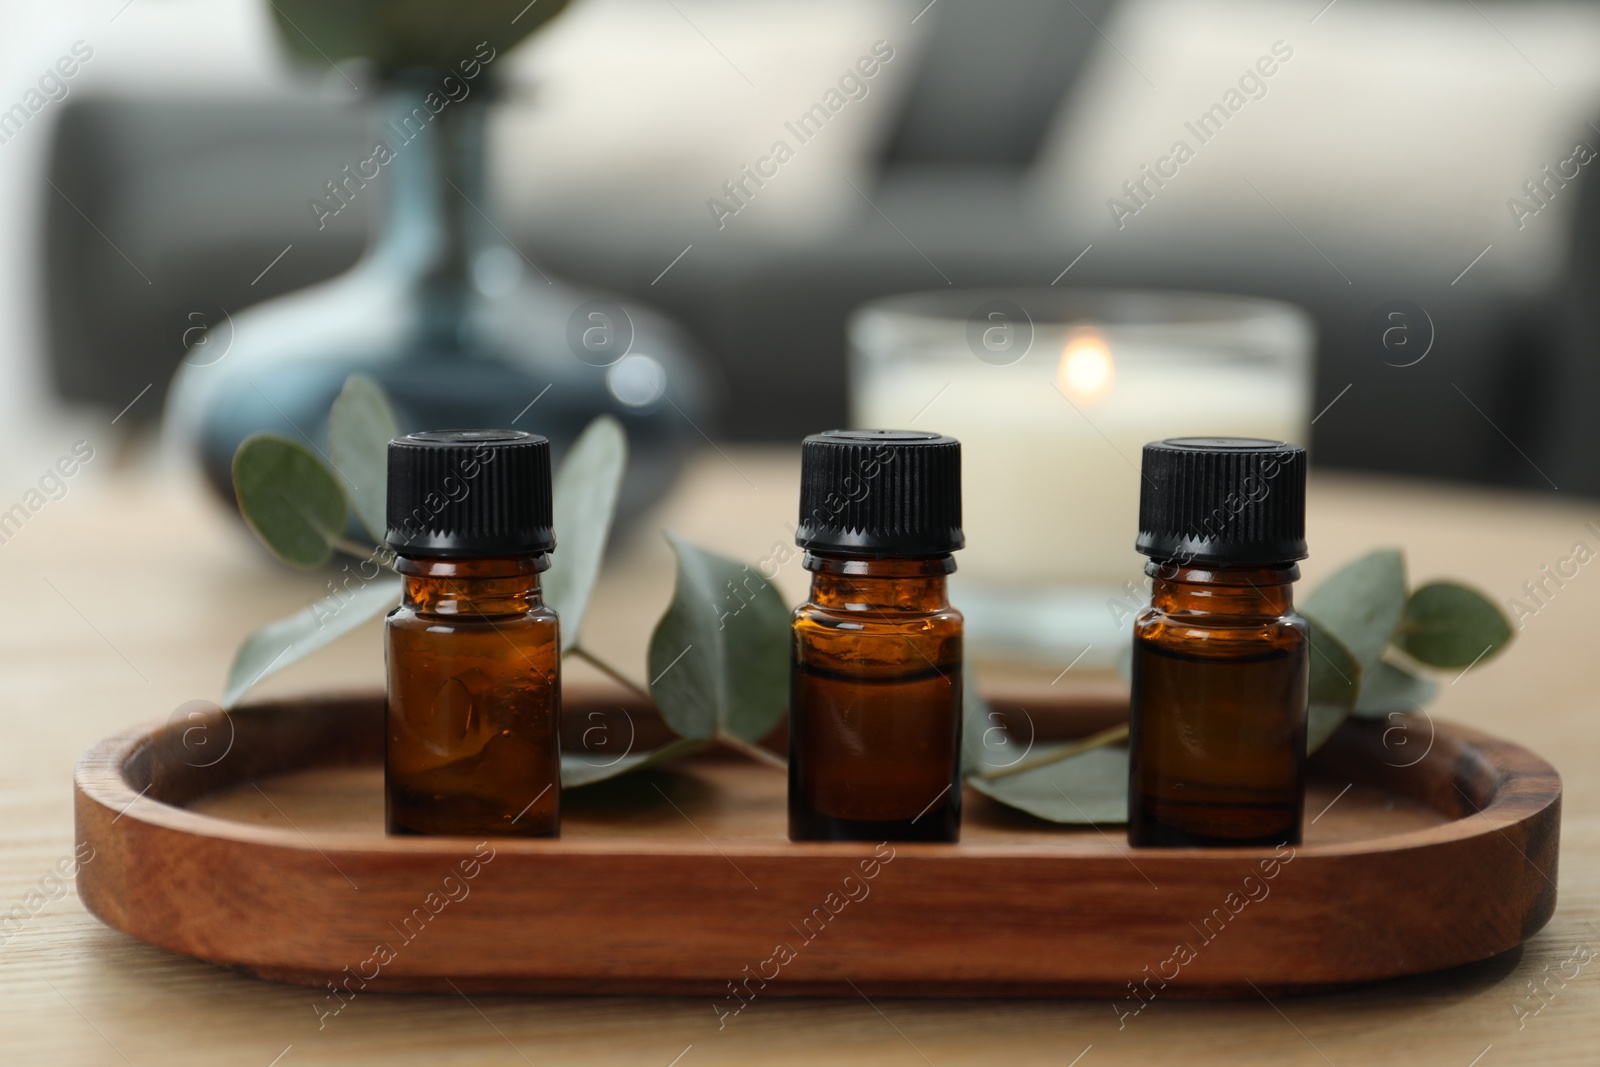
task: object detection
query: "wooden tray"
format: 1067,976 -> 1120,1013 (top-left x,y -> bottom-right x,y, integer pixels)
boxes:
75,687 -> 1559,998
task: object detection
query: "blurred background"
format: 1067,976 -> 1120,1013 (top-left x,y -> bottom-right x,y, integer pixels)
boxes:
6,0 -> 1600,487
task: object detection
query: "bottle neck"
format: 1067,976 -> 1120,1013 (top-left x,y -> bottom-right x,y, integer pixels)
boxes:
397,555 -> 547,617
1145,561 -> 1299,617
804,552 -> 953,612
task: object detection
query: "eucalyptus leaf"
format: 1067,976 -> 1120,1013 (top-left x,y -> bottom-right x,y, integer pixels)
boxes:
328,374 -> 400,544
1301,548 -> 1406,671
232,434 -> 348,568
562,736 -> 705,789
269,0 -> 571,75
222,575 -> 401,707
1397,581 -> 1513,669
544,416 -> 627,651
968,745 -> 1129,825
1351,659 -> 1439,719
960,669 -> 1010,778
1304,612 -> 1361,753
646,535 -> 790,742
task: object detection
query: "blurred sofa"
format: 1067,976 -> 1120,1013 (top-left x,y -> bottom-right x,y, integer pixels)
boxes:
41,0 -> 1600,495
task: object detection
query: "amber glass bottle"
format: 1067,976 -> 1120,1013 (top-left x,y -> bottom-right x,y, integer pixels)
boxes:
1127,438 -> 1309,848
384,430 -> 561,837
788,430 -> 965,843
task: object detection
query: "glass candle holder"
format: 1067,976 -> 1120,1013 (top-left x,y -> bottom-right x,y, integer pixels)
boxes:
848,288 -> 1313,666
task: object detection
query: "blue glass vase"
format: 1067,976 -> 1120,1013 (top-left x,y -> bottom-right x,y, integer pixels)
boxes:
164,80 -> 708,522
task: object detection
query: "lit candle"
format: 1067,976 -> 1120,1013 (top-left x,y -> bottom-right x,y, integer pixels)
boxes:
849,291 -> 1312,657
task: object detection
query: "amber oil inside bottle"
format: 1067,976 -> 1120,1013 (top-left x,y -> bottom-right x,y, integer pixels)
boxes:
386,555 -> 561,837
789,553 -> 963,842
1128,562 -> 1307,847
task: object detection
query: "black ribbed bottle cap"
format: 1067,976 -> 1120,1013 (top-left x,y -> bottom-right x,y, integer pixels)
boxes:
385,430 -> 554,558
1135,437 -> 1306,564
796,429 -> 963,557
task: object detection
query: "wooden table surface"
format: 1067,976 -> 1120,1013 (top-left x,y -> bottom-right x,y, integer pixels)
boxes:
3,446 -> 1597,1066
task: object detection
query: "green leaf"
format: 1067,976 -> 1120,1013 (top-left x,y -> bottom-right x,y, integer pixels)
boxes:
1301,548 -> 1407,671
328,374 -> 400,544
1397,581 -> 1514,669
968,745 -> 1129,825
222,575 -> 401,707
1304,612 -> 1361,752
545,416 -> 627,652
268,0 -> 571,75
233,434 -> 348,569
960,669 -> 1008,778
561,737 -> 704,789
1352,659 -> 1439,719
646,534 -> 790,742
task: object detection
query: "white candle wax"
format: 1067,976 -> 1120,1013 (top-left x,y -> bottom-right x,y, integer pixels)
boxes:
852,339 -> 1306,587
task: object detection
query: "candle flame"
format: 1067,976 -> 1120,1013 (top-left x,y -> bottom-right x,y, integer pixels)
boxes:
1058,329 -> 1114,402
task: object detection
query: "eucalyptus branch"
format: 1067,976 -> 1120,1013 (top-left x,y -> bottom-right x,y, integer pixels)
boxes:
574,645 -> 786,770
716,731 -> 789,772
570,644 -> 652,702
978,723 -> 1129,781
331,534 -> 382,560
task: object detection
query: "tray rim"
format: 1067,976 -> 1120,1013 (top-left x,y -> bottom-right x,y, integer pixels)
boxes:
76,688 -> 1559,863
73,687 -> 1563,997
